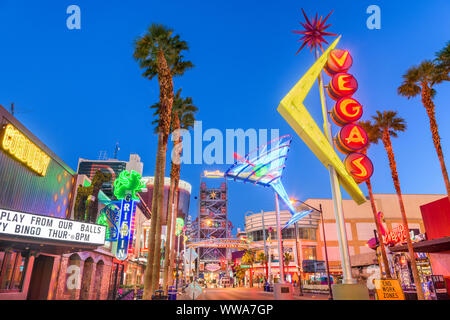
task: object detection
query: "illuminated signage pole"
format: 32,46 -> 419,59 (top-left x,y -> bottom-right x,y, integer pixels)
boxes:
274,193 -> 285,284
261,210 -> 269,284
315,47 -> 355,285
112,170 -> 146,261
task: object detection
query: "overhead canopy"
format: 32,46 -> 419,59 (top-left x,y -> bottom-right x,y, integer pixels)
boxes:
388,237 -> 450,253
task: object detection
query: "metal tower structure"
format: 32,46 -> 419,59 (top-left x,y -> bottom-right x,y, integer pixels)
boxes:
197,170 -> 232,274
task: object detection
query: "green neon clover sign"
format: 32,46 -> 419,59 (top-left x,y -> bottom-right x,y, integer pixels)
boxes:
113,170 -> 146,200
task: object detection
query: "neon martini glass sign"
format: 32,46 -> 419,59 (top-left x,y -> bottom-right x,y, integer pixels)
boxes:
225,135 -> 309,220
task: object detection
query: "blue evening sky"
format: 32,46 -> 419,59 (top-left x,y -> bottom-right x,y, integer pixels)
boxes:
1,1 -> 449,232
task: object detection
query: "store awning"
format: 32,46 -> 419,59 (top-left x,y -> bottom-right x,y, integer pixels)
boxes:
0,235 -> 104,255
388,236 -> 450,253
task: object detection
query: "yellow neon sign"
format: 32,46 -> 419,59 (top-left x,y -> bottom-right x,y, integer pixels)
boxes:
277,36 -> 366,205
1,124 -> 51,176
203,170 -> 224,178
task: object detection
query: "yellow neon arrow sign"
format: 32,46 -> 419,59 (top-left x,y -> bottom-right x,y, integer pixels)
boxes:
277,36 -> 366,205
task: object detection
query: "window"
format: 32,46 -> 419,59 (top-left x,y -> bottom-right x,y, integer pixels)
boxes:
281,228 -> 295,240
298,228 -> 317,240
248,230 -> 268,242
0,250 -> 29,292
302,247 -> 317,261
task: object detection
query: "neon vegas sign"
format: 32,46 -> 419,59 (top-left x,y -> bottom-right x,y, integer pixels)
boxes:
205,263 -> 221,272
1,124 -> 51,176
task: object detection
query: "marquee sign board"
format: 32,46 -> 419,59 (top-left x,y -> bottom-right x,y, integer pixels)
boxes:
0,209 -> 106,246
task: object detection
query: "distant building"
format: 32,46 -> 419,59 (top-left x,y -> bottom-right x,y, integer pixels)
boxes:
77,154 -> 143,198
244,193 -> 446,289
139,177 -> 192,225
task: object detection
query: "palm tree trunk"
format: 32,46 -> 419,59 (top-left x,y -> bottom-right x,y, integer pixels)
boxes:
168,177 -> 180,287
143,132 -> 164,299
366,179 -> 392,279
148,49 -> 174,295
162,113 -> 183,293
161,169 -> 176,294
421,84 -> 450,201
167,188 -> 177,288
265,260 -> 268,280
382,131 -> 425,300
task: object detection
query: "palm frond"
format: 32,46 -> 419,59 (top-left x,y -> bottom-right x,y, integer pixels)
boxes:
133,23 -> 193,80
149,88 -> 198,133
371,110 -> 406,139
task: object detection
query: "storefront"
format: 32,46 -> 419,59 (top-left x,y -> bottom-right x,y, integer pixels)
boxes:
385,197 -> 450,300
0,105 -> 107,300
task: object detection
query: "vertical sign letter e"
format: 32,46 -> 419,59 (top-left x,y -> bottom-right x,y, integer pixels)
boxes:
66,5 -> 81,30
366,5 -> 381,30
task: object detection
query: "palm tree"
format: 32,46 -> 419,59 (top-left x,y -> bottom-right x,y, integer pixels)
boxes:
150,89 -> 198,294
369,110 -> 425,300
435,41 -> 450,74
398,48 -> 450,200
283,252 -> 292,278
359,120 -> 392,279
133,23 -> 193,299
167,92 -> 197,291
234,265 -> 246,286
257,252 -> 269,281
242,251 -> 256,287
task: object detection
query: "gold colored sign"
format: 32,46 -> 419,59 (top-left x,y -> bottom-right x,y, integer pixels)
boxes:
203,170 -> 224,178
374,279 -> 405,300
1,124 -> 51,176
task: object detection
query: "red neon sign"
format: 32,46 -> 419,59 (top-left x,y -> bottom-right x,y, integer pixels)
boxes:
325,49 -> 353,76
383,224 -> 408,246
335,124 -> 368,154
344,153 -> 374,183
327,73 -> 358,101
326,48 -> 373,184
331,97 -> 363,126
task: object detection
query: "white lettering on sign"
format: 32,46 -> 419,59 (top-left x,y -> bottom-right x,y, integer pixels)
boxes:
0,209 -> 106,245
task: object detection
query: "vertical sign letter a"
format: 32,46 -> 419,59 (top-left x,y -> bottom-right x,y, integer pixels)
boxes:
67,5 -> 81,30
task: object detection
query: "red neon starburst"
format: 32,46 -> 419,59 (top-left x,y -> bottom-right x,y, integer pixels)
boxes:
292,8 -> 337,54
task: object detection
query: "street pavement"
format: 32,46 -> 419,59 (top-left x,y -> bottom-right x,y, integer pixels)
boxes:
178,287 -> 330,300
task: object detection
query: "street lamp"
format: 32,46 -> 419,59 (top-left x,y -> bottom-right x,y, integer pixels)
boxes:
289,199 -> 304,296
290,199 -> 333,300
